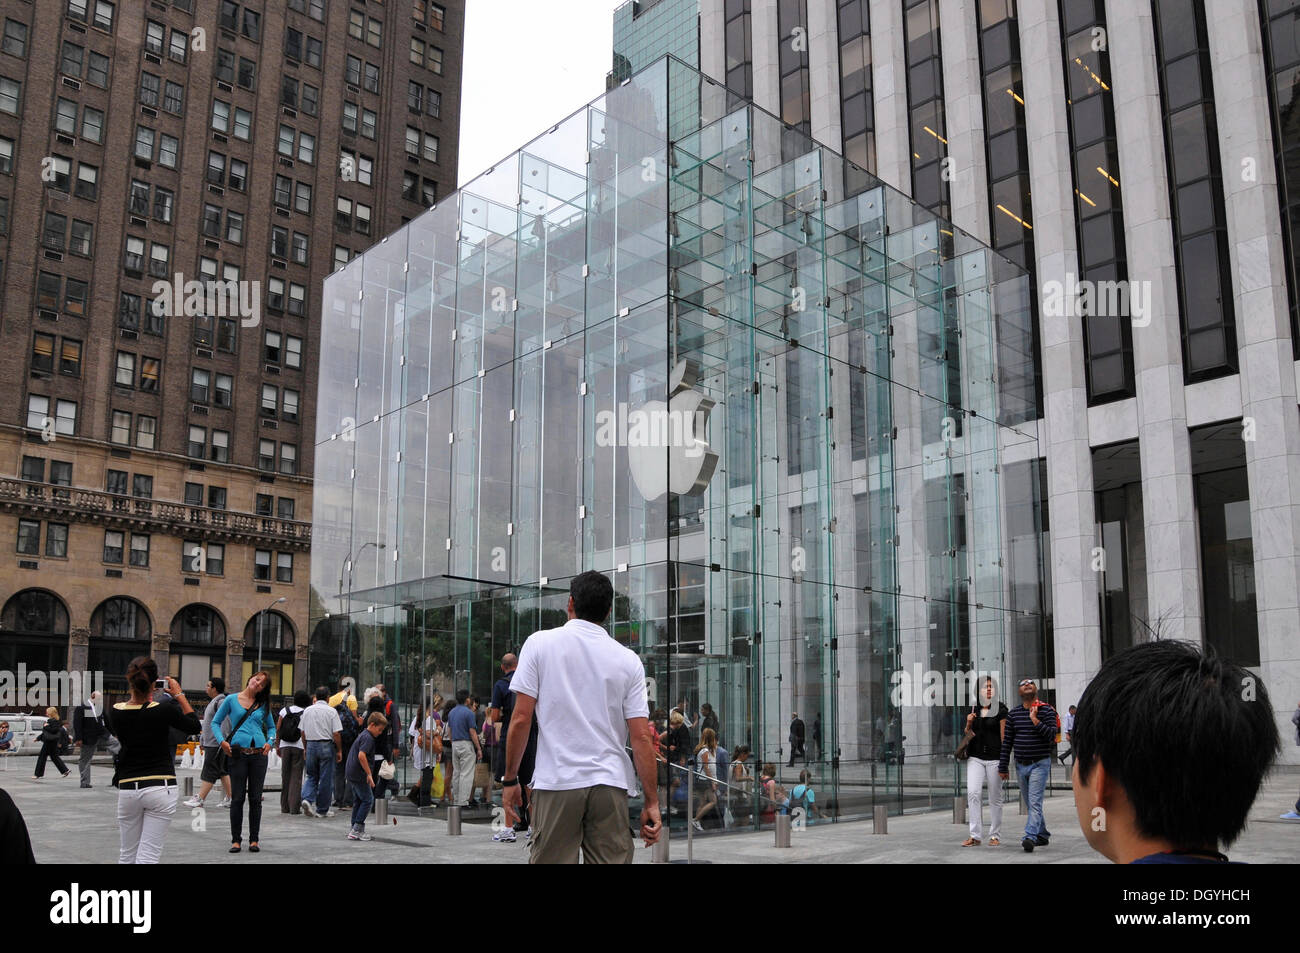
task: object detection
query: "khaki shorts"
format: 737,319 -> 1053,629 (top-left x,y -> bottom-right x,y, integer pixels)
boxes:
529,785 -> 634,865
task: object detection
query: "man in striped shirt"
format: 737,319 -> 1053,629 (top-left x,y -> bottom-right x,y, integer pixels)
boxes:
998,678 -> 1058,852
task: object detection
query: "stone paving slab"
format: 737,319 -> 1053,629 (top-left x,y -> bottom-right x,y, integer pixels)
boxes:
6,763 -> 1297,864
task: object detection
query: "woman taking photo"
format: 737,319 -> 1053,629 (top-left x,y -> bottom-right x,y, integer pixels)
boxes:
33,706 -> 71,779
962,675 -> 1007,847
105,657 -> 200,863
211,671 -> 276,853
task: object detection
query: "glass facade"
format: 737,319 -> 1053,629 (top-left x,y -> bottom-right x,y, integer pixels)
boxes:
310,57 -> 1047,827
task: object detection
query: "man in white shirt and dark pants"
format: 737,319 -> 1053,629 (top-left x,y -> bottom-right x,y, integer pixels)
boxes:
502,571 -> 661,864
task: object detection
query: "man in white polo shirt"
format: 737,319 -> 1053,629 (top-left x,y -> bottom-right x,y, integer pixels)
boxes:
501,570 -> 661,863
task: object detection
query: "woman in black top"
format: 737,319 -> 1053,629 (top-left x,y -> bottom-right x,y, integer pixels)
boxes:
963,676 -> 1008,847
105,657 -> 200,864
368,693 -> 395,799
33,706 -> 71,779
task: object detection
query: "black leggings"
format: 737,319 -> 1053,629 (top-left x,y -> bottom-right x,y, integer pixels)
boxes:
227,752 -> 268,843
35,742 -> 67,778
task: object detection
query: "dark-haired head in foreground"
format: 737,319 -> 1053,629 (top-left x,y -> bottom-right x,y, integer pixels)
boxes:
1072,640 -> 1278,863
567,570 -> 614,624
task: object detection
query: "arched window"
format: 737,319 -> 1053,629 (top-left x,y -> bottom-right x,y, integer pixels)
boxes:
1,589 -> 69,635
0,589 -> 70,674
170,605 -> 226,645
244,611 -> 293,651
91,597 -> 152,641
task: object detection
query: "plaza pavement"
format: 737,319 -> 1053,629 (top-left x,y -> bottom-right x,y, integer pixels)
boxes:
6,760 -> 1297,864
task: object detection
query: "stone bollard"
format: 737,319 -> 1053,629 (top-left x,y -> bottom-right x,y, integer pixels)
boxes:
953,796 -> 966,824
873,804 -> 888,834
774,813 -> 792,848
375,797 -> 388,826
183,776 -> 194,796
447,805 -> 462,835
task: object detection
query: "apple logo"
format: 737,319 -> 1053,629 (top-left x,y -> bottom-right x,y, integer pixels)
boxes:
624,359 -> 719,501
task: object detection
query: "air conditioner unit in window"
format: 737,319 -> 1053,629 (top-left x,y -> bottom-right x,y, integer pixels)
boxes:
262,419 -> 278,429
129,216 -> 147,227
195,347 -> 213,358
265,364 -> 281,375
145,53 -> 162,65
119,329 -> 138,340
217,81 -> 233,93
191,404 -> 209,415
55,134 -> 75,147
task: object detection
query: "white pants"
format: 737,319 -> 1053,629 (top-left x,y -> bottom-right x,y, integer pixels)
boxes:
966,757 -> 1002,841
452,740 -> 476,806
117,784 -> 178,864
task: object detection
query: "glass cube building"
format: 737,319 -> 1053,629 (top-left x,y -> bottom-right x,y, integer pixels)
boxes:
310,56 -> 1048,820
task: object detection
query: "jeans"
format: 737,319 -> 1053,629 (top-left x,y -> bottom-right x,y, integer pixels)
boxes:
1015,757 -> 1050,840
349,779 -> 373,831
279,747 -> 304,813
117,784 -> 177,864
228,751 -> 268,844
302,740 -> 336,811
334,758 -> 353,807
966,757 -> 1003,840
452,740 -> 476,806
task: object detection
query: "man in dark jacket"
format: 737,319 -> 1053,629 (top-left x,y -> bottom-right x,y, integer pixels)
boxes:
999,679 -> 1058,852
73,690 -> 118,789
787,712 -> 805,766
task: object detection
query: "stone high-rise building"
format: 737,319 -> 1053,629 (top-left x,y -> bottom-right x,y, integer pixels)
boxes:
0,0 -> 463,699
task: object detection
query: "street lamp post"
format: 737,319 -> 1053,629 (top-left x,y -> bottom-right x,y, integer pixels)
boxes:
258,595 -> 288,673
337,542 -> 384,688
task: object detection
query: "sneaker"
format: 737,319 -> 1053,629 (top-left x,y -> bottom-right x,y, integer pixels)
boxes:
492,827 -> 517,842
348,830 -> 372,841
324,810 -> 338,818
961,838 -> 980,847
183,795 -> 204,808
219,797 -> 232,809
31,776 -> 40,781
988,837 -> 1000,847
302,800 -> 317,818
526,827 -> 533,841
691,820 -> 704,831
1021,837 -> 1035,853
1034,835 -> 1049,847
1279,811 -> 1300,820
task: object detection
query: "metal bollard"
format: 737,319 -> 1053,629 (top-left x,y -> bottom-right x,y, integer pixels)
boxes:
652,828 -> 670,863
447,805 -> 462,835
953,796 -> 966,825
375,797 -> 388,826
873,804 -> 888,834
1019,789 -> 1028,815
774,813 -> 792,847
183,776 -> 194,796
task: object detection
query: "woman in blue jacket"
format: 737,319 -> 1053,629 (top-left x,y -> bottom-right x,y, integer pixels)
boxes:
211,671 -> 276,853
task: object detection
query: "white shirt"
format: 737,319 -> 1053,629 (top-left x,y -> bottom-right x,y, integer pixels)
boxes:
511,617 -> 648,794
277,705 -> 305,749
409,715 -> 437,770
300,700 -> 343,743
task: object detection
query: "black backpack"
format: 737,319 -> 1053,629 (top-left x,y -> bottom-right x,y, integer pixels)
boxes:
279,708 -> 303,743
336,703 -> 359,750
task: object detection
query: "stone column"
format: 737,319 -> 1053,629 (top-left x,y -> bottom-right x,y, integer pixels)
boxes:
226,638 -> 246,690
1206,0 -> 1300,763
869,0 -> 911,191
808,0 -> 843,151
67,626 -> 90,676
939,0 -> 991,241
1106,0 -> 1203,644
1018,0 -> 1103,707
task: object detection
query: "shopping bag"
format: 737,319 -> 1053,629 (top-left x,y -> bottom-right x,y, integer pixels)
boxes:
431,763 -> 445,800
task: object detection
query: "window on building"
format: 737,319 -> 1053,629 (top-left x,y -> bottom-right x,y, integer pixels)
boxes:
103,530 -> 124,564
277,552 -> 293,582
254,549 -> 271,580
45,523 -> 68,558
258,438 -> 275,471
136,415 -> 156,449
210,430 -> 229,464
17,519 -> 40,556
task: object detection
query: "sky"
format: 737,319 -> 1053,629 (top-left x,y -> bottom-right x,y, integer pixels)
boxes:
458,0 -> 627,188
